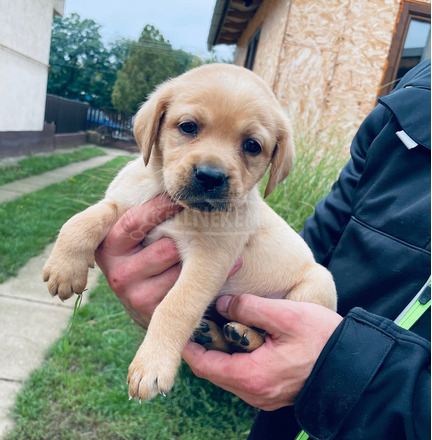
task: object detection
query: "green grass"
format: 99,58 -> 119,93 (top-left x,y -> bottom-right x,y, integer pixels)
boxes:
0,156 -> 131,283
0,147 -> 106,185
3,122 -> 349,440
264,121 -> 349,231
5,276 -> 257,440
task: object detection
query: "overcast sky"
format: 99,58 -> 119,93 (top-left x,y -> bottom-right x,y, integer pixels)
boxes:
64,0 -> 234,60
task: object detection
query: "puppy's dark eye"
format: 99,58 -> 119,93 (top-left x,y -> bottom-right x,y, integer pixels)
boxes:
179,121 -> 198,136
242,139 -> 262,155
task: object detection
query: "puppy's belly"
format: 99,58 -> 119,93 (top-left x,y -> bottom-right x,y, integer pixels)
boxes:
217,278 -> 288,299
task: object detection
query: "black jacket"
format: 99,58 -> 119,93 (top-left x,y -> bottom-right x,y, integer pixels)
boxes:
249,60 -> 431,440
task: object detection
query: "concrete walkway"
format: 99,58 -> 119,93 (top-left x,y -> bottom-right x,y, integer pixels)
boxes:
0,146 -> 138,438
0,146 -> 129,204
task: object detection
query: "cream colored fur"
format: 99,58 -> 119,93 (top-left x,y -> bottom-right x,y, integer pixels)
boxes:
43,64 -> 337,401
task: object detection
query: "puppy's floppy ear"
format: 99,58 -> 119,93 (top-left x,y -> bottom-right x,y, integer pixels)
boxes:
133,81 -> 173,166
264,114 -> 295,198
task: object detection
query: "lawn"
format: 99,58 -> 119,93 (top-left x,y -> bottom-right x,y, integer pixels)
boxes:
0,156 -> 130,283
3,124 -> 349,440
0,146 -> 106,185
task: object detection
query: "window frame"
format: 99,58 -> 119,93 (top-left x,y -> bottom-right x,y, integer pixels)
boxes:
379,1 -> 430,96
244,27 -> 261,70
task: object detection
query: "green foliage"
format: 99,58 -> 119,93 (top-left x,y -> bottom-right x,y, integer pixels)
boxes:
111,25 -> 195,113
47,15 -> 226,113
5,276 -> 257,440
47,13 -> 132,109
265,120 -> 349,231
0,147 -> 106,185
0,157 -> 132,283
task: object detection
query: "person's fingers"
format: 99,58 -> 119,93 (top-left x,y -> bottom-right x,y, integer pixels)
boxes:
121,264 -> 182,321
182,341 -> 247,384
98,238 -> 180,292
128,238 -> 180,278
216,294 -> 297,336
101,195 -> 182,256
138,263 -> 182,302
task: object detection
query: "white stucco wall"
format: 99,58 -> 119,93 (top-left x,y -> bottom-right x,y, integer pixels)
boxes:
0,0 -> 64,131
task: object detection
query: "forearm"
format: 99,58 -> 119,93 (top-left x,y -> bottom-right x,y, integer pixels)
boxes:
295,308 -> 431,439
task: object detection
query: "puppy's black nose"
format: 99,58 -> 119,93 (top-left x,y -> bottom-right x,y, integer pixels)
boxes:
194,165 -> 228,192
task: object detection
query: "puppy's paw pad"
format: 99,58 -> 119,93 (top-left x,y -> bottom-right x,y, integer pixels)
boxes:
223,322 -> 265,353
193,320 -> 213,345
193,319 -> 230,352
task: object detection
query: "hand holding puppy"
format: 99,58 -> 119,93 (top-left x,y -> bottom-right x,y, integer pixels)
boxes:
95,196 -> 182,329
96,199 -> 342,409
182,294 -> 342,411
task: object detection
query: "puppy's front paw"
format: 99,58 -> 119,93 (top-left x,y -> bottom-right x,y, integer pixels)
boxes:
223,322 -> 265,353
42,254 -> 91,300
127,352 -> 178,401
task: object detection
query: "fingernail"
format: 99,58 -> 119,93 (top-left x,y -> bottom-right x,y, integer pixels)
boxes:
216,295 -> 232,313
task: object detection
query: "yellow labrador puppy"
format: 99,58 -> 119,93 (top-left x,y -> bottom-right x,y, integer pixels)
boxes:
43,64 -> 336,401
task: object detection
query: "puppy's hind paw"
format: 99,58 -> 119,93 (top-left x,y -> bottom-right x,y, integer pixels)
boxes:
223,322 -> 265,353
193,319 -> 231,353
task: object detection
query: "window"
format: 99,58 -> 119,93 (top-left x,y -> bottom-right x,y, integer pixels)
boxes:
244,27 -> 261,70
380,2 -> 430,96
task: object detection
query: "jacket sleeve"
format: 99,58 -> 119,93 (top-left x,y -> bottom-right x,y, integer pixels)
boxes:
300,102 -> 388,266
295,308 -> 431,440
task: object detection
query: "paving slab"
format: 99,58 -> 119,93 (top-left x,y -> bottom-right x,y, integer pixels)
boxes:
0,381 -> 21,438
0,295 -> 73,382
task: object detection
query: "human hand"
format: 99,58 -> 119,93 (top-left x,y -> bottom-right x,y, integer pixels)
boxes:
182,294 -> 343,411
95,195 -> 182,328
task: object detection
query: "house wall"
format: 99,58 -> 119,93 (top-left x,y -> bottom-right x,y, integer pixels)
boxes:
234,0 -> 431,139
234,0 -> 291,88
0,0 -> 64,131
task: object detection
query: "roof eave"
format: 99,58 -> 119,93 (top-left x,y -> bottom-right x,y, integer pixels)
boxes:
207,0 -> 231,51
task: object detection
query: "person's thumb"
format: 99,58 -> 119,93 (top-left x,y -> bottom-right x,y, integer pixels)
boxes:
216,294 -> 295,336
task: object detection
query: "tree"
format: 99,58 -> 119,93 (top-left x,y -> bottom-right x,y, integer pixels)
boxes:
111,25 -> 195,113
47,16 -> 211,112
47,13 -> 131,109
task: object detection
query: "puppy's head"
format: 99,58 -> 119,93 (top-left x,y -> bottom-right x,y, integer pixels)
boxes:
133,64 -> 294,211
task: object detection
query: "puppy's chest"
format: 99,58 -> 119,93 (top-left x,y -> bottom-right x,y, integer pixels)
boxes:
144,208 -> 259,256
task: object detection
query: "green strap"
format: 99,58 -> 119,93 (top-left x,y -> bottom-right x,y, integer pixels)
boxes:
294,430 -> 310,440
295,277 -> 431,440
395,278 -> 431,330
397,297 -> 431,329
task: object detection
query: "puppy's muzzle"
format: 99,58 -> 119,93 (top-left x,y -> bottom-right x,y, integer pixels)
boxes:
194,165 -> 228,192
179,165 -> 231,212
